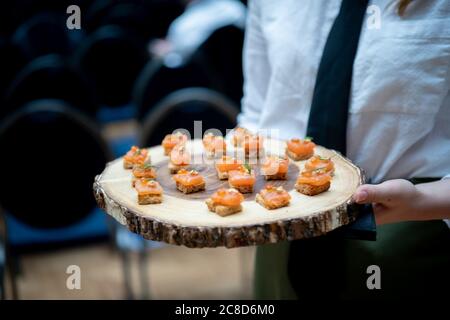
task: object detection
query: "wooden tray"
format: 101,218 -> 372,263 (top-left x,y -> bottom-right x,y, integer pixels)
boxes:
94,139 -> 364,248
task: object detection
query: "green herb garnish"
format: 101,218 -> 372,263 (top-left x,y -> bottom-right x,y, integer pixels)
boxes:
304,136 -> 313,142
143,163 -> 154,169
312,167 -> 327,174
243,163 -> 252,174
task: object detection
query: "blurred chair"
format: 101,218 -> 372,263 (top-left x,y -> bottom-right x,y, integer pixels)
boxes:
11,12 -> 81,63
140,87 -> 239,146
2,54 -> 98,119
0,99 -> 111,229
71,25 -> 149,107
85,0 -> 185,40
0,0 -> 87,37
0,99 -> 112,297
0,207 -> 5,299
0,37 -> 25,101
193,25 -> 245,105
134,57 -> 220,121
0,204 -> 17,300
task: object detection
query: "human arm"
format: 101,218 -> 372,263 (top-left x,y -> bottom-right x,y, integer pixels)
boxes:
353,178 -> 450,225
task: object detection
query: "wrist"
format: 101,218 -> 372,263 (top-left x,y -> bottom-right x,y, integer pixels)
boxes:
411,180 -> 450,220
411,184 -> 430,217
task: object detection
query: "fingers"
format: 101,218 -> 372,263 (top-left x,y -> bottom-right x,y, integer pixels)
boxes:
353,179 -> 416,204
353,183 -> 394,204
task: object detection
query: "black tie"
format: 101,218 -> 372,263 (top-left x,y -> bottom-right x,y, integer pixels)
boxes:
288,0 -> 370,299
306,0 -> 369,154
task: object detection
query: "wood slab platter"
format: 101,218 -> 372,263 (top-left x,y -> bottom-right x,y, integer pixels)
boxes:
94,139 -> 364,248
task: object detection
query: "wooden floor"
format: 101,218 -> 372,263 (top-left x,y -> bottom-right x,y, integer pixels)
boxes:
6,243 -> 255,300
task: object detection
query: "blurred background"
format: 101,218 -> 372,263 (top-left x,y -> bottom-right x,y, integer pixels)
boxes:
0,0 -> 254,299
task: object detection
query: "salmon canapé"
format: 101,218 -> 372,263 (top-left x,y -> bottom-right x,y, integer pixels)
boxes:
132,163 -> 157,186
215,156 -> 242,179
123,146 -> 149,169
173,169 -> 205,186
260,155 -> 289,180
162,132 -> 188,155
135,179 -> 163,195
203,133 -> 226,157
173,169 -> 206,194
206,188 -> 244,217
256,185 -> 291,210
304,155 -> 334,174
134,179 -> 163,205
168,144 -> 191,173
243,134 -> 264,158
295,168 -> 332,196
170,145 -> 190,165
286,138 -> 315,161
231,127 -> 250,147
210,188 -> 244,207
228,165 -> 255,193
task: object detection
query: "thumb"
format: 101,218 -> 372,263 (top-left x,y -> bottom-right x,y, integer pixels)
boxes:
353,183 -> 392,204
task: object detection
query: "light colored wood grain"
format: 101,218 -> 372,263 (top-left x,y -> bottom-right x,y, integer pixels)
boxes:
94,139 -> 364,248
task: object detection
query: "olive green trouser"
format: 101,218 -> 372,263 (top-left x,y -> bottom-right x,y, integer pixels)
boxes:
254,220 -> 450,300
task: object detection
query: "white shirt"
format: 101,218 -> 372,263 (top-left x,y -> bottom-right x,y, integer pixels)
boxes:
165,0 -> 246,66
238,0 -> 450,184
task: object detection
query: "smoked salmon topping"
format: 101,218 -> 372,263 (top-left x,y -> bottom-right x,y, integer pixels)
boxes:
215,156 -> 242,172
297,169 -> 332,186
261,156 -> 289,175
170,145 -> 191,165
162,132 -> 188,150
232,127 -> 249,146
286,138 -> 315,156
203,133 -> 226,153
228,165 -> 255,187
304,155 -> 334,173
173,169 -> 205,186
259,185 -> 291,207
124,146 -> 149,165
134,179 -> 163,195
202,133 -> 215,147
243,135 -> 263,151
132,163 -> 157,179
210,188 -> 244,207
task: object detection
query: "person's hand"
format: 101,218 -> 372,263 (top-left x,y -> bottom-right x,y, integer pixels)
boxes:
353,179 -> 420,225
149,39 -> 173,58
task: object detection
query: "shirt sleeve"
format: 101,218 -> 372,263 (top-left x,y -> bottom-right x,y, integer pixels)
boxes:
237,0 -> 271,132
441,175 -> 450,228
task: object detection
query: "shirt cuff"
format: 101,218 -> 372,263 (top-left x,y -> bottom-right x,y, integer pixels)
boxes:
441,176 -> 450,228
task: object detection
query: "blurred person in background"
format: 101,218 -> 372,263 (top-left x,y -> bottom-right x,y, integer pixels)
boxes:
237,0 -> 450,299
150,0 -> 246,67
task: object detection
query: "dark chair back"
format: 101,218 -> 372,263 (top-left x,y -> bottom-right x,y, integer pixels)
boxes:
134,56 -> 220,121
194,25 -> 245,105
85,0 -> 185,40
0,99 -> 111,229
71,25 -> 148,107
0,206 -> 5,299
3,54 -> 98,119
140,87 -> 239,147
11,12 -> 79,62
0,37 -> 25,101
0,0 -> 87,36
